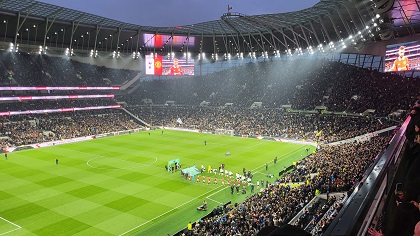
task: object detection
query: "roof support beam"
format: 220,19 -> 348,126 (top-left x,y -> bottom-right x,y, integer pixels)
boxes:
299,25 -> 311,48
335,6 -> 353,37
241,17 -> 282,51
318,16 -> 332,43
350,0 -> 369,29
326,14 -> 342,40
339,3 -> 360,34
93,24 -> 103,53
14,5 -> 35,46
116,26 -> 123,53
309,21 -> 322,46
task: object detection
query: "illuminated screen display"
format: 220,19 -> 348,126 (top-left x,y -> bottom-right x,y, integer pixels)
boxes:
384,41 -> 420,72
145,55 -> 194,76
143,34 -> 195,48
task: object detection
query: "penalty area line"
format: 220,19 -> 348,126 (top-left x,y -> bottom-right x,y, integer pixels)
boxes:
0,217 -> 22,236
206,197 -> 224,205
118,185 -> 225,236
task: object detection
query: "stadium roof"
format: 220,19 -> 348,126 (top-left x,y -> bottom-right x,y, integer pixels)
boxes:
0,0 -> 418,55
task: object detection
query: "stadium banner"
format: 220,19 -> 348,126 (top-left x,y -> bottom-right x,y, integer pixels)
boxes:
271,137 -> 317,147
95,133 -> 114,139
328,126 -> 397,145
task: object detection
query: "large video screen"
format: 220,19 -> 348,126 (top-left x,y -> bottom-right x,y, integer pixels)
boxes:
143,34 -> 195,48
145,55 -> 194,76
384,41 -> 420,72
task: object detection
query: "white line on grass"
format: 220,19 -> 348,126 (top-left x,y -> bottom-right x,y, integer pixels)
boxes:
250,145 -> 307,173
118,186 -> 225,236
206,197 -> 224,205
0,217 -> 22,235
53,147 -> 159,171
206,186 -> 229,205
86,155 -> 158,170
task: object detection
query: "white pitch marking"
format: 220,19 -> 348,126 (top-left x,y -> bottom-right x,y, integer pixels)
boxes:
118,186 -> 225,236
0,217 -> 22,235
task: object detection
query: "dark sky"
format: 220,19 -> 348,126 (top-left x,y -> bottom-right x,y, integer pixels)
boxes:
37,0 -> 319,27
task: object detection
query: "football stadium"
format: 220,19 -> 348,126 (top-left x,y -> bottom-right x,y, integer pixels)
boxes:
0,0 -> 420,235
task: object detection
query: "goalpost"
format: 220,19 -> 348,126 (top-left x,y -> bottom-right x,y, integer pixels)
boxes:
215,129 -> 234,136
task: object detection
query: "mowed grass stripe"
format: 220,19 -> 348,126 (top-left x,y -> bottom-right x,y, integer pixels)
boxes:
0,130 -> 310,235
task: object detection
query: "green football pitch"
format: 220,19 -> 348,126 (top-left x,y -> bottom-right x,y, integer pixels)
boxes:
0,130 -> 313,236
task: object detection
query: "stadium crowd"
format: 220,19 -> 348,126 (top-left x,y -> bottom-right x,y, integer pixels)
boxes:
0,52 -> 138,86
0,98 -> 118,112
180,136 -> 391,236
127,106 -> 396,143
0,110 -> 141,148
122,60 -> 419,116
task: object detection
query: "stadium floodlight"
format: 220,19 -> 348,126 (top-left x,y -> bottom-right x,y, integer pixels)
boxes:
376,14 -> 380,19
112,51 -> 116,58
373,23 -> 377,27
366,25 -> 369,29
90,50 -> 94,57
3,20 -> 6,23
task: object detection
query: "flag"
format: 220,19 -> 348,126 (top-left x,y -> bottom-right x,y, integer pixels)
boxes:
315,130 -> 323,137
177,118 -> 183,124
145,55 -> 154,75
154,55 -> 163,75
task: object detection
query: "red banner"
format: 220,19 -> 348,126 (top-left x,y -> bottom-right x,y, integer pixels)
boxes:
154,55 -> 163,75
